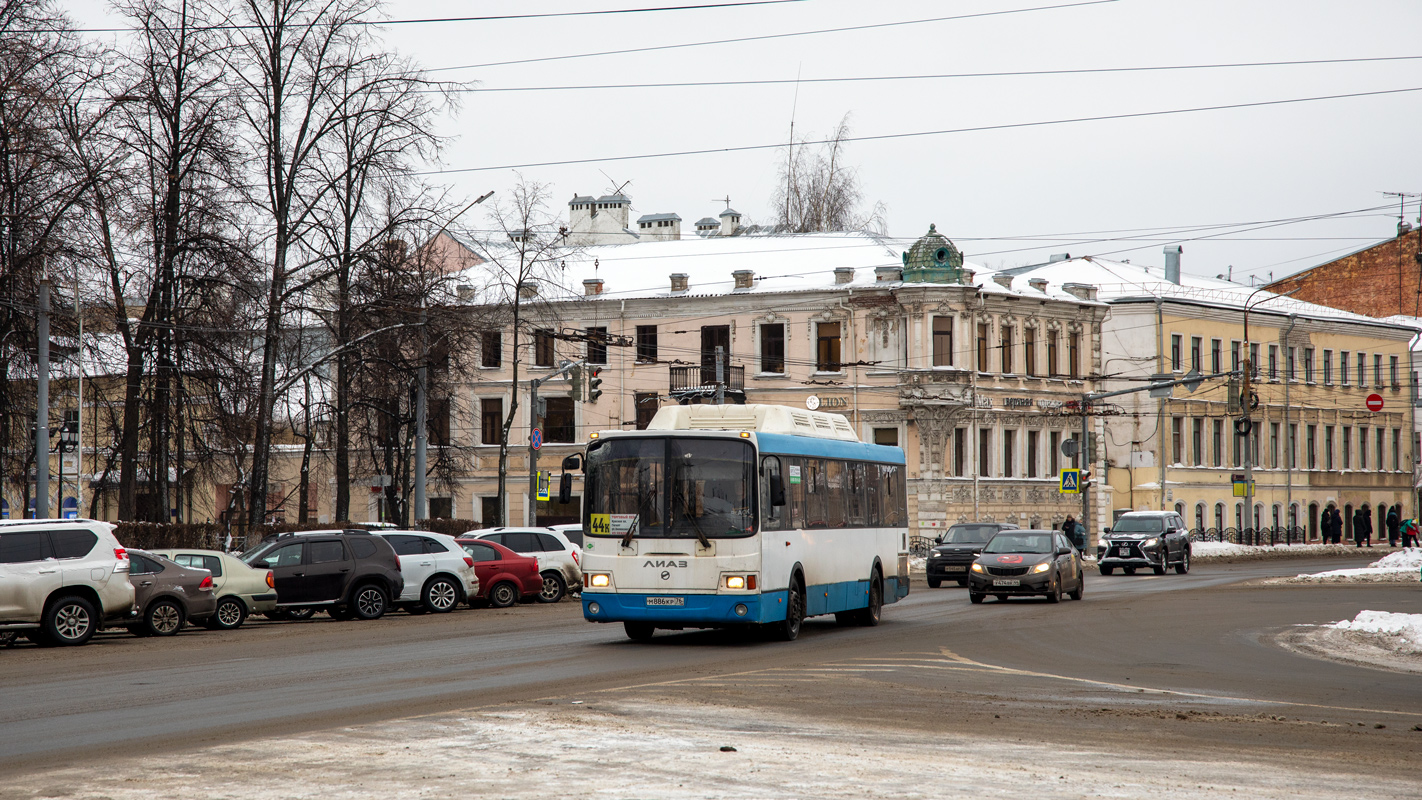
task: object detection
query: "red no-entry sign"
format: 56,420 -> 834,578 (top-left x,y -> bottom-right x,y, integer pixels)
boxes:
1366,393 -> 1384,412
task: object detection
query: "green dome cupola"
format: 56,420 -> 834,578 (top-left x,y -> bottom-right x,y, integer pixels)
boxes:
902,224 -> 965,283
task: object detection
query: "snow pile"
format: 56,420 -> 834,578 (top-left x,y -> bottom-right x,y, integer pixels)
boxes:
1370,548 -> 1422,571
1191,542 -> 1382,562
1293,547 -> 1422,582
1328,611 -> 1422,653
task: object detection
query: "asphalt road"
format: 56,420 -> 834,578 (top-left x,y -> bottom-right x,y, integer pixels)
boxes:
2,555 -> 1419,780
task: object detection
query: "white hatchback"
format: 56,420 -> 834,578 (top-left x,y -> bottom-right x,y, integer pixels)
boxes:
373,531 -> 478,613
469,528 -> 581,603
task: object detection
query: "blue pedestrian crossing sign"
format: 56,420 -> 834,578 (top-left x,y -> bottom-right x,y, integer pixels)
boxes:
1059,469 -> 1081,494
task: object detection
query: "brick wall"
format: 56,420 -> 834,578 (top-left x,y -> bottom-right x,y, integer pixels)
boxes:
1265,230 -> 1421,318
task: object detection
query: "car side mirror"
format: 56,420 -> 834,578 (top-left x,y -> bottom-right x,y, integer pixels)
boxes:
768,473 -> 786,507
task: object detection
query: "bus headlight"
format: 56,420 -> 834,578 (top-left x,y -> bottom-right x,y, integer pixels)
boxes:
588,573 -> 611,588
726,576 -> 745,590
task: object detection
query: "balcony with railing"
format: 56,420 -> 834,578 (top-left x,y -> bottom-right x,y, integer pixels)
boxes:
669,364 -> 745,402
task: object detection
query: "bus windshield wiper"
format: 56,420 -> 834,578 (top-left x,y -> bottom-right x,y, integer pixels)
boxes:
620,514 -> 639,548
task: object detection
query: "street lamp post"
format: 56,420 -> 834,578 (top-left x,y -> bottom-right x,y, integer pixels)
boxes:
1242,286 -> 1300,544
56,423 -> 77,519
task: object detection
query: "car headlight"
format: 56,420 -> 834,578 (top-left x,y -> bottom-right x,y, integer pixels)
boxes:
970,563 -> 985,573
1143,538 -> 1159,548
588,573 -> 611,588
1032,562 -> 1052,573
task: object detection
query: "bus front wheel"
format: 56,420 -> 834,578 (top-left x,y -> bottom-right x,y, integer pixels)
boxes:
770,577 -> 804,641
624,621 -> 655,641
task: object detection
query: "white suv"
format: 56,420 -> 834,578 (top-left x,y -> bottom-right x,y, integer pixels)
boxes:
0,519 -> 136,646
374,531 -> 479,613
469,527 -> 581,603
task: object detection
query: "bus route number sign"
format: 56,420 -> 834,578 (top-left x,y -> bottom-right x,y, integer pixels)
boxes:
590,514 -> 638,535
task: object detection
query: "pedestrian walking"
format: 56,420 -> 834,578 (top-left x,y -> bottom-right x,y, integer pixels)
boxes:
1332,507 -> 1344,544
1321,506 -> 1336,545
1400,517 -> 1418,549
1353,508 -> 1370,547
1062,514 -> 1085,551
1387,504 -> 1402,547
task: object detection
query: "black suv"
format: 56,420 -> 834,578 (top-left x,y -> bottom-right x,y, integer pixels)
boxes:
1098,511 -> 1191,576
926,522 -> 1020,588
239,531 -> 403,620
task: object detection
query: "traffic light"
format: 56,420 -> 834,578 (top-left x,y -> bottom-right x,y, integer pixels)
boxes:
569,364 -> 583,399
587,367 -> 603,403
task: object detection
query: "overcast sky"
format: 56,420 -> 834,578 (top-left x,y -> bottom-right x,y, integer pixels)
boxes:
63,0 -> 1422,284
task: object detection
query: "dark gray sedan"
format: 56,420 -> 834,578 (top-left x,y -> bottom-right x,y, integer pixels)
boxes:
967,530 -> 1084,604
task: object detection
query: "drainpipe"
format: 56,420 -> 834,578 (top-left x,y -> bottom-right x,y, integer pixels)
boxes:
1411,330 -> 1419,521
973,293 -> 985,520
1284,314 -> 1298,530
1156,296 -> 1166,512
838,293 -> 859,430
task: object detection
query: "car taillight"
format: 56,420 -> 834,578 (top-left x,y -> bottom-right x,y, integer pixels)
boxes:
198,576 -> 213,591
266,571 -> 274,589
394,558 -> 400,571
463,556 -> 474,568
114,547 -> 128,561
572,550 -> 580,566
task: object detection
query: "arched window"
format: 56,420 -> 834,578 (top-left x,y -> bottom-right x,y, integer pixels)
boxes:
1344,503 -> 1354,537
1289,504 -> 1299,530
1214,502 -> 1224,531
1254,503 -> 1263,530
1195,503 -> 1205,532
1235,502 -> 1243,530
1271,504 -> 1281,529
1174,502 -> 1185,519
1308,502 -> 1319,539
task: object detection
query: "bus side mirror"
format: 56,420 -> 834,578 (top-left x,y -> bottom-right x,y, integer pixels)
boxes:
768,474 -> 786,507
558,473 -> 572,505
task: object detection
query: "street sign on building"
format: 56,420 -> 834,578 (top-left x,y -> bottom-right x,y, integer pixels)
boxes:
1366,393 -> 1384,412
1059,469 -> 1081,494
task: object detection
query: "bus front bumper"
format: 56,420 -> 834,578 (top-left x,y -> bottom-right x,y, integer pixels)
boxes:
583,591 -> 784,626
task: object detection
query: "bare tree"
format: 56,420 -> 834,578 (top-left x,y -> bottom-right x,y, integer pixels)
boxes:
771,114 -> 886,234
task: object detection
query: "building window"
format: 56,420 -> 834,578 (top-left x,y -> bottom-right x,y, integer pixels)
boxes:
1268,345 -> 1278,380
1376,427 -> 1385,472
636,325 -> 658,362
586,326 -> 608,364
1358,352 -> 1366,386
978,428 -> 991,477
1270,422 -> 1279,468
1027,430 -> 1039,478
977,323 -> 990,372
816,322 -> 842,371
1001,327 -> 1014,374
481,331 -> 502,368
1002,429 -> 1015,477
1343,427 -> 1352,469
1374,354 -> 1383,387
873,428 -> 898,447
1303,348 -> 1314,382
1231,422 -> 1241,467
481,497 -> 501,526
1323,350 -> 1332,384
1024,327 -> 1037,376
1249,343 -> 1259,377
428,498 -> 453,520
534,329 -> 555,367
1191,418 -> 1203,466
760,324 -> 785,373
1047,330 -> 1059,377
1170,334 -> 1181,371
1287,347 -> 1296,382
1214,502 -> 1225,531
1068,332 -> 1080,379
1390,355 -> 1399,388
429,397 -> 452,446
1049,430 -> 1060,476
1212,419 -> 1222,467
954,428 -> 967,476
480,398 -> 503,445
1306,425 -> 1316,469
1325,426 -> 1335,470
634,392 -> 659,430
1359,426 -> 1368,469
1230,340 -> 1240,373
932,317 -> 953,367
1211,339 -> 1221,373
1288,424 -> 1297,468
1393,428 -> 1401,471
1189,336 -> 1201,372
1171,417 -> 1183,465
542,396 -> 575,443
1341,351 -> 1350,385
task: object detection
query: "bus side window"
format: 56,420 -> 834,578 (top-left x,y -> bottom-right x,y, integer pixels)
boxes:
805,458 -> 829,529
880,464 -> 905,527
847,462 -> 867,528
866,462 -> 882,527
824,460 -> 846,528
785,457 -> 806,529
761,457 -> 785,532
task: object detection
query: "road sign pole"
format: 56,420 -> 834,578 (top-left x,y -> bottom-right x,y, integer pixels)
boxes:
1081,394 -> 1090,537
1242,356 -> 1253,543
528,378 -> 540,526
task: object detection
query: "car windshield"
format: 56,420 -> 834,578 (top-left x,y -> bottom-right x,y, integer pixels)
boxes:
237,542 -> 271,564
940,525 -> 999,544
1112,517 -> 1165,533
585,437 -> 756,539
983,533 -> 1054,554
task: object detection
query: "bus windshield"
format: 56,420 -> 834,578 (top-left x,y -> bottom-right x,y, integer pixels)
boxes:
586,437 -> 756,539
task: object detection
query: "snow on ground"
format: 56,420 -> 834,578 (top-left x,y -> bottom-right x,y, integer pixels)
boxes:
1329,610 -> 1422,652
1192,541 -> 1404,563
1281,611 -> 1422,674
1289,547 -> 1422,583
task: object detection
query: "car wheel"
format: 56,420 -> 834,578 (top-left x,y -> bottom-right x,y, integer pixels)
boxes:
422,577 -> 461,613
146,599 -> 185,636
285,607 -> 316,621
1152,556 -> 1167,576
1175,549 -> 1190,574
352,584 -> 389,620
1123,566 -> 1136,575
969,591 -> 985,604
1069,574 -> 1084,601
1099,565 -> 1114,576
538,571 -> 567,604
206,597 -> 247,631
852,571 -> 883,627
624,621 -> 655,640
487,581 -> 519,608
927,576 -> 941,588
1046,575 -> 1062,604
39,596 -> 97,647
770,576 -> 805,641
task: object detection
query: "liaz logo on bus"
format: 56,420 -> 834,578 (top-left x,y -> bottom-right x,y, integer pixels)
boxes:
643,560 -> 688,568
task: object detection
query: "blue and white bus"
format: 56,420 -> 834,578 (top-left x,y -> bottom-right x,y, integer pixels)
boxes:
579,404 -> 909,641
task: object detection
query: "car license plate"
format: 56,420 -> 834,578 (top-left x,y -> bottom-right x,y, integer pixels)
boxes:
645,597 -> 684,606
992,579 -> 1020,587
1117,547 -> 1132,556
945,566 -> 967,572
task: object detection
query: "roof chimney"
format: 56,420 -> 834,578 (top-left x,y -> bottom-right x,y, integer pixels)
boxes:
1027,278 -> 1048,293
1048,253 -> 1071,262
1163,245 -> 1182,284
583,278 -> 604,296
991,274 -> 1013,290
670,273 -> 689,293
518,280 -> 539,299
875,265 -> 902,282
834,267 -> 855,285
1062,283 -> 1098,302
732,270 -> 755,290
719,207 -> 741,236
457,283 -> 475,301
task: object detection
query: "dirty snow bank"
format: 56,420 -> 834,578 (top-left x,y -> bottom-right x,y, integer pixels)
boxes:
1192,542 -> 1403,563
1290,547 -> 1422,583
1329,611 -> 1422,652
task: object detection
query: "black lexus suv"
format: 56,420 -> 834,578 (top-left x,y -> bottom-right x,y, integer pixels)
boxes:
926,522 -> 1020,588
1097,511 -> 1191,576
240,530 -> 403,620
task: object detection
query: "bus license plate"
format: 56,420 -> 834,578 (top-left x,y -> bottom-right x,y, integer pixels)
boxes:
992,579 -> 1020,587
646,597 -> 684,606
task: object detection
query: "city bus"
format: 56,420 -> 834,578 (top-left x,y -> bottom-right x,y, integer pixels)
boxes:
579,404 -> 909,641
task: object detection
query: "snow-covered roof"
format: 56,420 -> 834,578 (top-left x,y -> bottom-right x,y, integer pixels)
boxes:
597,194 -> 629,204
637,213 -> 682,223
719,207 -> 740,218
569,195 -> 595,205
695,217 -> 719,227
1010,256 -> 1421,331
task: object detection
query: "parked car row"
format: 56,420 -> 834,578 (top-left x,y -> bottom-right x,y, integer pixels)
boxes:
0,519 -> 584,647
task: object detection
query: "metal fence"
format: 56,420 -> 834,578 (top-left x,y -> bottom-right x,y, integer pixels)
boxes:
909,535 -> 937,557
1187,526 -> 1308,546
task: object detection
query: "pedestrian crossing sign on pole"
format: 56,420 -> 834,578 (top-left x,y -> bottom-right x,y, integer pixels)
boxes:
537,472 -> 550,502
1059,469 -> 1081,494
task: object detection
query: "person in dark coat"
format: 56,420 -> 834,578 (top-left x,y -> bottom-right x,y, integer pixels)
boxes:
1353,508 -> 1369,547
1321,506 -> 1336,545
1386,505 -> 1401,547
1332,507 -> 1345,544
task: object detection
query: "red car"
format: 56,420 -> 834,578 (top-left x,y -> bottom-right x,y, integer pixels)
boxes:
455,538 -> 543,608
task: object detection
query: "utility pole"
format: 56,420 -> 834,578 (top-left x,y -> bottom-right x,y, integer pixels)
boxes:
714,346 -> 725,405
414,302 -> 427,522
34,278 -> 50,519
527,359 -> 586,526
1080,399 -> 1090,532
